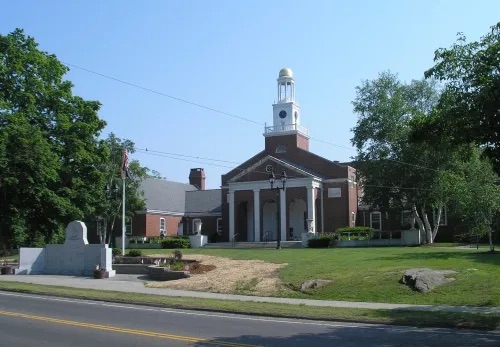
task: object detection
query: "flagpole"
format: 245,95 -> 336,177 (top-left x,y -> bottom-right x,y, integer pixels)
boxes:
122,174 -> 126,256
121,146 -> 127,257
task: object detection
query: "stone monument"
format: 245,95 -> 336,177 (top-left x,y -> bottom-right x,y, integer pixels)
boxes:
16,220 -> 115,278
189,219 -> 208,248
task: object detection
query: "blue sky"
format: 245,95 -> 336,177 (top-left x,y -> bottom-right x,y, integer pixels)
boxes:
1,1 -> 499,189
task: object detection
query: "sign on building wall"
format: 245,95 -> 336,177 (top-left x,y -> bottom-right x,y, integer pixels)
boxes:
328,188 -> 341,198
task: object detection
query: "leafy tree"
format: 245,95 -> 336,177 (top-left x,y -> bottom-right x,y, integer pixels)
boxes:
0,28 -> 109,249
440,149 -> 500,252
412,22 -> 500,173
351,71 -> 466,243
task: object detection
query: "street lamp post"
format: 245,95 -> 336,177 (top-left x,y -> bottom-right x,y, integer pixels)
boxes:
269,171 -> 287,249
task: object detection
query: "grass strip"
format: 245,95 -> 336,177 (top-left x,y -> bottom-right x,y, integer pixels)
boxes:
0,281 -> 498,331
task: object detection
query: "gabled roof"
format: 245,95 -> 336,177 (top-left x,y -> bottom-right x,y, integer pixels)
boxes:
185,189 -> 222,216
139,177 -> 198,214
227,155 -> 321,183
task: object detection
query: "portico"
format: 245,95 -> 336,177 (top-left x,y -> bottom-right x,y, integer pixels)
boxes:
225,173 -> 321,243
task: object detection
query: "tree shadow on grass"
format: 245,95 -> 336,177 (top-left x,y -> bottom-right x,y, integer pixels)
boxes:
374,250 -> 500,266
191,315 -> 500,347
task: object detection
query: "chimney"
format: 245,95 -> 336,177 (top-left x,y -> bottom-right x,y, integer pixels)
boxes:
189,168 -> 206,190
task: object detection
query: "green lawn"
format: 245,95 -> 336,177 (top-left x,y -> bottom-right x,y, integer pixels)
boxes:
135,246 -> 500,306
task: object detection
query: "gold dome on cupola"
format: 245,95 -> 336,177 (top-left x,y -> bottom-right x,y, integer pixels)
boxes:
279,68 -> 293,78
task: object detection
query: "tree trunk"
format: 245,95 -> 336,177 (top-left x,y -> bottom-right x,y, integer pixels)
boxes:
421,206 -> 433,244
488,228 -> 495,252
412,204 -> 425,244
431,205 -> 442,242
106,201 -> 122,245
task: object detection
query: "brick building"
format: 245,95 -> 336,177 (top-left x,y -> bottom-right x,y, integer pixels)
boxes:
219,68 -> 359,242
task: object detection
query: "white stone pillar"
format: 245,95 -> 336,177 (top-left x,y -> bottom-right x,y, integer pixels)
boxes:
307,184 -> 316,233
280,188 -> 287,242
228,191 -> 235,242
253,189 -> 260,242
320,187 -> 324,233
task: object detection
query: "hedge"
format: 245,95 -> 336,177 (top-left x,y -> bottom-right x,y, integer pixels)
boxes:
336,226 -> 374,233
161,237 -> 191,249
307,237 -> 331,248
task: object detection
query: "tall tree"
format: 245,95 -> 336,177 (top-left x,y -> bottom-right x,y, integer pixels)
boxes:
412,22 -> 500,173
0,29 -> 107,248
351,71 -> 464,243
439,148 -> 500,252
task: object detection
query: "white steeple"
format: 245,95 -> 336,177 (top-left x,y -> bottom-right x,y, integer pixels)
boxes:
264,68 -> 309,138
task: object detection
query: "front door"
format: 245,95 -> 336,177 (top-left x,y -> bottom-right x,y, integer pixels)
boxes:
262,200 -> 277,241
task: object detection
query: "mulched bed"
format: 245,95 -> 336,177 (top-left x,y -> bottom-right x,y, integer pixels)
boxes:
188,263 -> 216,275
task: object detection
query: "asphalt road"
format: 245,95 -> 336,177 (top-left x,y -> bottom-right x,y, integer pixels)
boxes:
0,291 -> 499,347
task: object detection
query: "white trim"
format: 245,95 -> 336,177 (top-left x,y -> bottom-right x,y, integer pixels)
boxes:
227,178 -> 321,193
143,209 -> 185,217
184,212 -> 222,217
227,155 -> 320,183
159,218 -> 166,235
370,211 -> 382,231
323,178 -> 356,184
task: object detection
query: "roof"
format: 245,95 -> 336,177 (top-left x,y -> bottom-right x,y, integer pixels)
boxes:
185,189 -> 222,216
139,177 -> 198,214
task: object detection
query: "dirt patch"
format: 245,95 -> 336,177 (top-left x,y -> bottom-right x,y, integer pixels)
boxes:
144,254 -> 288,295
188,263 -> 216,275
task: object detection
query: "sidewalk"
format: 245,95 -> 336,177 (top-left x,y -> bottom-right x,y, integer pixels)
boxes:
1,274 -> 499,315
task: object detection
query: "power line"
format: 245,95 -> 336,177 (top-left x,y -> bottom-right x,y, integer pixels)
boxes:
63,62 -> 263,126
63,62 -> 443,173
1,41 -> 450,173
135,148 -> 241,165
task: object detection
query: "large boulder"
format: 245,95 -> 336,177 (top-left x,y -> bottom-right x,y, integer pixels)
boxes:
401,268 -> 457,293
300,279 -> 332,292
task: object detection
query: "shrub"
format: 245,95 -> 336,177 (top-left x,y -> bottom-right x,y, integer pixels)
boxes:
173,250 -> 183,260
308,236 -> 331,248
161,237 -> 191,249
336,226 -> 374,233
127,249 -> 143,257
112,248 -> 121,256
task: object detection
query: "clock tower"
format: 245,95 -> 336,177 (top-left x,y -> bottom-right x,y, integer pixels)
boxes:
264,68 -> 310,151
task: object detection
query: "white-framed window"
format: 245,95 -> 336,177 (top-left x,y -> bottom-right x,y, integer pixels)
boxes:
351,212 -> 356,226
217,218 -> 223,235
433,205 -> 447,226
370,212 -> 382,231
160,218 -> 166,235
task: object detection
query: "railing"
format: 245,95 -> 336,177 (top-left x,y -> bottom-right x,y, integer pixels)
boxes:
263,231 -> 271,243
231,233 -> 239,246
264,123 -> 309,136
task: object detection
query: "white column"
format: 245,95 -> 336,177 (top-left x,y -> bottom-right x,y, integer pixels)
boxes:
228,191 -> 235,242
253,189 -> 260,242
307,184 -> 316,233
320,187 -> 324,233
280,188 -> 287,241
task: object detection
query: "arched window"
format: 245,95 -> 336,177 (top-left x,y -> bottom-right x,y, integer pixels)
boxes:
275,145 -> 286,153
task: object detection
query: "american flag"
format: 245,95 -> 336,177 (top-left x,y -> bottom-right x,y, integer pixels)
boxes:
121,148 -> 131,179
